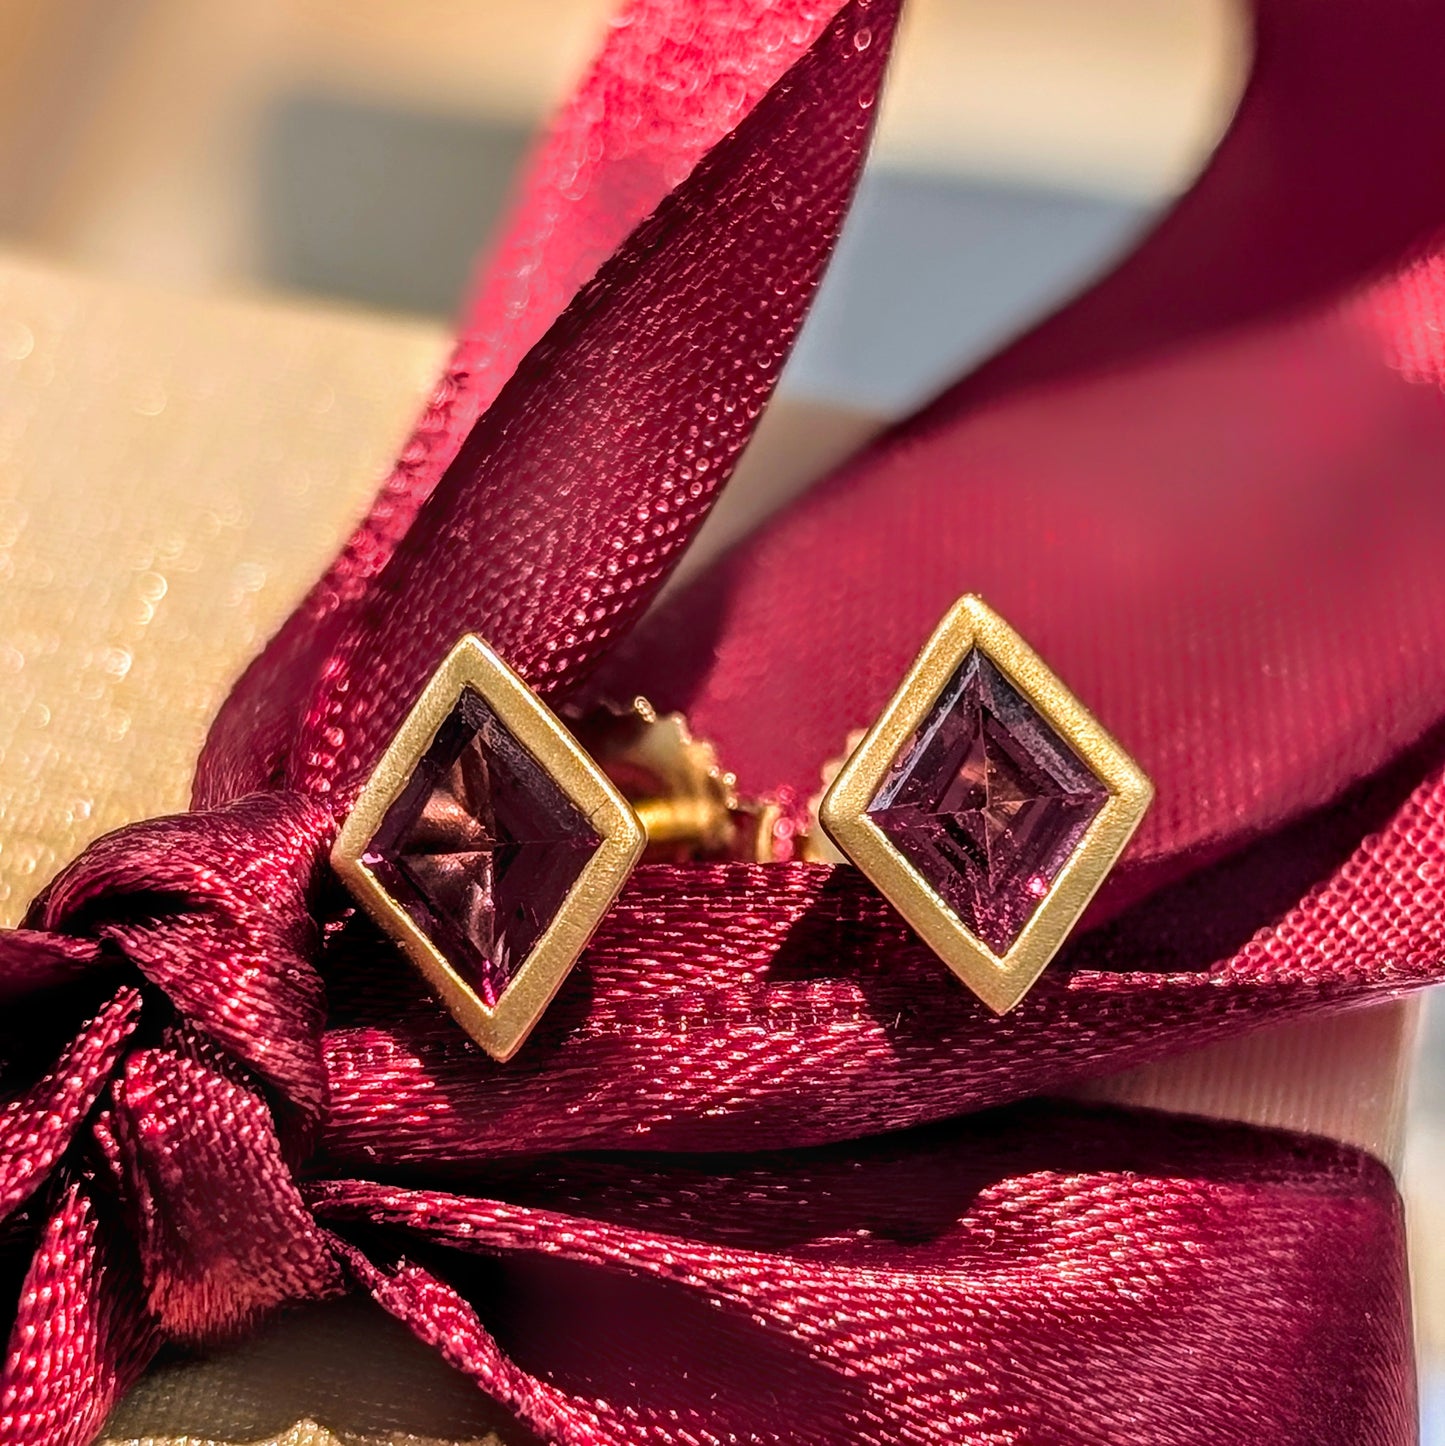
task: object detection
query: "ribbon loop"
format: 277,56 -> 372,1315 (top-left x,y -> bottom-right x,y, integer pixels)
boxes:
30,790 -> 335,1123
98,1041 -> 343,1343
0,793 -> 343,1355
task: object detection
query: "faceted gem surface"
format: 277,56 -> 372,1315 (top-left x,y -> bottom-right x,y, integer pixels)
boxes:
363,688 -> 602,1007
865,649 -> 1110,955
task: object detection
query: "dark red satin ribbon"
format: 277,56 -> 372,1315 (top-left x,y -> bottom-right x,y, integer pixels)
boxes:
311,1105 -> 1415,1444
1,0 -> 1441,1441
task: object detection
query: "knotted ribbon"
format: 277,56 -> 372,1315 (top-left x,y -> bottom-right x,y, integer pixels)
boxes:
2,0 -> 1443,1442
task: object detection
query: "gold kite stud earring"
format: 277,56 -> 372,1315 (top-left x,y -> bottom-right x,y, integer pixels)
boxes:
331,636 -> 645,1063
818,594 -> 1153,1013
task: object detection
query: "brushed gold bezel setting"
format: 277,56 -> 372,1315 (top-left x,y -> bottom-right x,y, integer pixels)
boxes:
819,594 -> 1153,1013
331,635 -> 645,1062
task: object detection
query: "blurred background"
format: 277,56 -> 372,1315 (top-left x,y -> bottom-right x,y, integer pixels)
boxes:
0,0 -> 1440,1436
0,0 -> 1236,410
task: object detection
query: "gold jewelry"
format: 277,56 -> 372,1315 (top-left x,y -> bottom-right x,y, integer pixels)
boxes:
333,595 -> 1151,1060
818,594 -> 1152,1012
572,698 -> 786,864
331,638 -> 785,1062
332,636 -> 644,1063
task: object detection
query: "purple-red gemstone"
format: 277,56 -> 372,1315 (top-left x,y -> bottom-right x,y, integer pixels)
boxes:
866,649 -> 1109,955
363,689 -> 602,1007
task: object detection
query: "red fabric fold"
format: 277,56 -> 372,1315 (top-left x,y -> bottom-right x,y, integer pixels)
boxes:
0,991 -> 140,1221
318,757 -> 1445,1163
32,792 -> 335,1125
331,1235 -> 594,1441
195,0 -> 893,809
0,933 -> 108,1009
310,1105 -> 1415,1445
0,1179 -> 157,1446
102,1042 -> 342,1342
283,0 -> 900,808
0,791 -> 341,1374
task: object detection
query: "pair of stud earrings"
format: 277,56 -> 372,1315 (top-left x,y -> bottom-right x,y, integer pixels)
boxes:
332,596 -> 1153,1061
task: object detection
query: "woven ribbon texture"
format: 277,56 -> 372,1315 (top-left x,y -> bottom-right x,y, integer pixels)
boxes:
2,0 -> 1443,1441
